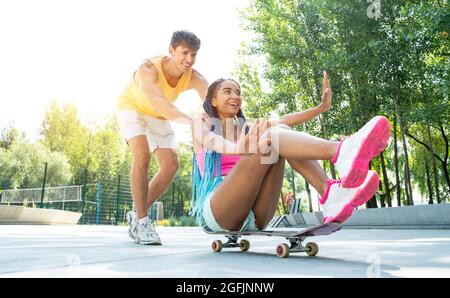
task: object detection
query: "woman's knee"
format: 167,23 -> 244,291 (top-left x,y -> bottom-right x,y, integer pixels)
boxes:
254,217 -> 270,231
262,124 -> 292,138
260,125 -> 292,150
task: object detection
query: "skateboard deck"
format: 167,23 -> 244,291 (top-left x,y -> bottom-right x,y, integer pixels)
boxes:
203,222 -> 342,258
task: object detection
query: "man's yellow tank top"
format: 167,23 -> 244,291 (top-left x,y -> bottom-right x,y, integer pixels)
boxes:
117,55 -> 193,119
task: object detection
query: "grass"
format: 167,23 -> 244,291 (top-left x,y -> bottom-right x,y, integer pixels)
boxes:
156,216 -> 197,227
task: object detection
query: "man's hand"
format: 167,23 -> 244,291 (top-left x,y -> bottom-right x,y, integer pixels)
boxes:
319,70 -> 332,112
201,112 -> 212,130
190,113 -> 211,150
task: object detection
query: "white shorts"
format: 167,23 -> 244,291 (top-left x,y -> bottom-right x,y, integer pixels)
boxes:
116,110 -> 176,152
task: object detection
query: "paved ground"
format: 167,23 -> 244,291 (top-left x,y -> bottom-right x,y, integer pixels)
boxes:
0,225 -> 449,278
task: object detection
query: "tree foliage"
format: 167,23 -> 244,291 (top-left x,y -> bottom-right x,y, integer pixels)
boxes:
236,0 -> 449,206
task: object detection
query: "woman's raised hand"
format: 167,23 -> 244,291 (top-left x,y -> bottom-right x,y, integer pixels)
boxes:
319,70 -> 332,112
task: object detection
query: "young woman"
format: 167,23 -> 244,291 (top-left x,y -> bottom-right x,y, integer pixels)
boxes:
190,72 -> 390,232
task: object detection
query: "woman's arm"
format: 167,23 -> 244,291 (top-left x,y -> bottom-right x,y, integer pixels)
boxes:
192,118 -> 270,155
192,118 -> 239,155
271,70 -> 332,127
201,130 -> 240,155
272,105 -> 325,127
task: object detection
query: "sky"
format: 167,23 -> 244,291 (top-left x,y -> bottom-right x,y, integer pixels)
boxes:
0,0 -> 254,142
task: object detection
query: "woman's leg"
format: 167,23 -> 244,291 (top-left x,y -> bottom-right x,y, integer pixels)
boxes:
265,116 -> 390,187
210,117 -> 390,230
250,157 -> 286,229
209,153 -> 273,231
267,127 -> 339,161
251,159 -> 329,229
213,158 -> 330,230
287,160 -> 329,197
210,127 -> 338,230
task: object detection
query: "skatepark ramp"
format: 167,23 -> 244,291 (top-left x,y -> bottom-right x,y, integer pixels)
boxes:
0,205 -> 81,225
273,204 -> 450,229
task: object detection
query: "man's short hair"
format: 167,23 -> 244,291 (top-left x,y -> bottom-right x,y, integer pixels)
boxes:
170,30 -> 201,51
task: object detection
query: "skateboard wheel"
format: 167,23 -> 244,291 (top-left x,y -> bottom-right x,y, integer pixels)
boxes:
212,240 -> 223,252
239,239 -> 250,252
276,243 -> 290,258
306,242 -> 319,256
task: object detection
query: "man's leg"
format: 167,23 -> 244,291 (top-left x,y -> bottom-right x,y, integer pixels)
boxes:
127,135 -> 151,220
126,136 -> 163,245
145,148 -> 179,209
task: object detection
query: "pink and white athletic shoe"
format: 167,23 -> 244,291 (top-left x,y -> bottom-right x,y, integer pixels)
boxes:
320,171 -> 380,224
332,116 -> 390,188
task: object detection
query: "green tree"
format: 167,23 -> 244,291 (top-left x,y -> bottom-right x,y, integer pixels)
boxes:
0,123 -> 24,150
237,0 -> 449,208
88,117 -> 123,180
0,140 -> 71,189
40,100 -> 90,184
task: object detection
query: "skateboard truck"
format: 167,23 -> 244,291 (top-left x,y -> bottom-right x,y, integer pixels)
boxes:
277,236 -> 319,258
205,222 -> 341,258
212,234 -> 251,253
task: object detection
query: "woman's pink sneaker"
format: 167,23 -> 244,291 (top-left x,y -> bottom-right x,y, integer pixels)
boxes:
332,116 -> 390,188
321,171 -> 380,224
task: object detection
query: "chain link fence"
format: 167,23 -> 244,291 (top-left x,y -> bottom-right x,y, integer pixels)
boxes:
0,173 -> 193,226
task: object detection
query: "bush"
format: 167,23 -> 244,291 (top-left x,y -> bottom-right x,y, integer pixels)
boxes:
168,216 -> 178,226
162,216 -> 197,227
157,219 -> 170,227
178,215 -> 196,227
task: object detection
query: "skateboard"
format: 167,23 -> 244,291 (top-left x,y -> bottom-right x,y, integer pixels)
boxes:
203,222 -> 342,258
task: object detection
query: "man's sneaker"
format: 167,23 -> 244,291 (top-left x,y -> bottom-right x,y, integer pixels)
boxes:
136,218 -> 162,245
332,116 -> 390,188
320,171 -> 380,224
126,211 -> 138,241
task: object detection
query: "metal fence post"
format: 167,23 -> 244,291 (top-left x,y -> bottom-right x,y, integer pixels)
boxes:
172,182 -> 175,217
115,175 -> 121,226
81,170 -> 87,224
40,162 -> 48,208
291,167 -> 296,201
178,183 -> 183,216
172,182 -> 175,216
95,180 -> 101,225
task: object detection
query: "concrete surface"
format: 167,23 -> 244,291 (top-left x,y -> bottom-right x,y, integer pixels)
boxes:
1,225 -> 449,278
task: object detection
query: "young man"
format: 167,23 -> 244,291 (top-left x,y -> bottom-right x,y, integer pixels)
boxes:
117,30 -> 208,245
